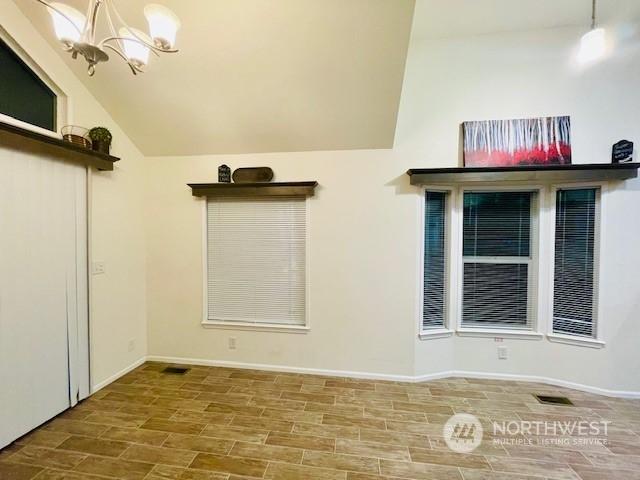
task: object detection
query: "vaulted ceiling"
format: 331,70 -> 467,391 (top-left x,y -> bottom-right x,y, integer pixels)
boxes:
17,0 -> 415,155
16,0 -> 640,156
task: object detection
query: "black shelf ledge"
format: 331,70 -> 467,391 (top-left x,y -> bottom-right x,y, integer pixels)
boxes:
407,163 -> 640,184
0,121 -> 120,171
188,181 -> 318,197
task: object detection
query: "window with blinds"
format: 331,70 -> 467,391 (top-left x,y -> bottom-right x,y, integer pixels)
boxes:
461,191 -> 535,330
206,196 -> 306,326
553,188 -> 598,338
423,191 -> 448,330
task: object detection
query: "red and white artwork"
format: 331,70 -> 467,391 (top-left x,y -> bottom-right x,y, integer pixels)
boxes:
463,116 -> 572,167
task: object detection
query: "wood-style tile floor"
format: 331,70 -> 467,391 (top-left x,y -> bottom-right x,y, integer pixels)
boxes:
2,362 -> 640,480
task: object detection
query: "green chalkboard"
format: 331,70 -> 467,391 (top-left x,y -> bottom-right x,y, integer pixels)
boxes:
0,38 -> 56,131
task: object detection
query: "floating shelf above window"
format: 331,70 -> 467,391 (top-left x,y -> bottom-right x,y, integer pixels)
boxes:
0,121 -> 120,171
188,181 -> 318,197
407,163 -> 639,185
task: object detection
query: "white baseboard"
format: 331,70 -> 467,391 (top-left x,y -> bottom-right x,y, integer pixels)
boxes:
91,356 -> 146,393
145,355 -> 640,399
145,355 -> 416,383
412,370 -> 458,383
446,371 -> 640,399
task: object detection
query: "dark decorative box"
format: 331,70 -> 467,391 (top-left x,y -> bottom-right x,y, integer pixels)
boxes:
232,167 -> 274,183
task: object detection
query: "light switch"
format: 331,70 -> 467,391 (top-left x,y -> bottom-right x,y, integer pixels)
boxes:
92,262 -> 106,275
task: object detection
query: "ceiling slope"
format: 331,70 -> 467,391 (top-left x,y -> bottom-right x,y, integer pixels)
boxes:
17,0 -> 415,155
19,0 -> 640,156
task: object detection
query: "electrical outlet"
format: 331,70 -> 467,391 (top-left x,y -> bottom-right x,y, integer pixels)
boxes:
128,339 -> 136,352
228,337 -> 237,350
92,262 -> 106,275
498,346 -> 508,360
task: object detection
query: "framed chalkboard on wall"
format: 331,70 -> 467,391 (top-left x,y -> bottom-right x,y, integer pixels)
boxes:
0,38 -> 57,132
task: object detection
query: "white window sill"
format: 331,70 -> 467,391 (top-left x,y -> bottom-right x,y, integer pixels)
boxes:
0,113 -> 60,139
456,328 -> 544,340
547,333 -> 605,349
419,329 -> 454,340
201,321 -> 309,334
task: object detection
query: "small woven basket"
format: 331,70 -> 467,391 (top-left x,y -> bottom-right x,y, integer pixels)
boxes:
61,126 -> 92,149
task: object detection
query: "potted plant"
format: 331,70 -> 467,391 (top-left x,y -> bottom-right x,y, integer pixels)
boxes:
88,127 -> 113,155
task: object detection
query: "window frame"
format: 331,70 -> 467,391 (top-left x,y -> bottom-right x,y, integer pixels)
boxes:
417,186 -> 455,339
546,182 -> 605,348
200,197 -> 311,334
0,27 -> 68,136
455,185 -> 543,339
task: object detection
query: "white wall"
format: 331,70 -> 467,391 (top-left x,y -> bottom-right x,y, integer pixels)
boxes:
5,0 -> 639,395
399,13 -> 640,393
145,150 -> 418,378
3,1 -> 148,389
145,9 -> 640,393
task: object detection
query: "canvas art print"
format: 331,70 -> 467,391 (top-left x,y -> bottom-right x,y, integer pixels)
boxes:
463,116 -> 572,167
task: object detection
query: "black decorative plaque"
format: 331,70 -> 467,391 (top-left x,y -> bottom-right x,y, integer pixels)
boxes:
612,140 -> 634,163
218,164 -> 231,183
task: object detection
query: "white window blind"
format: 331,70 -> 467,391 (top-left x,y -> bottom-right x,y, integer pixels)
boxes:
423,191 -> 447,329
553,188 -> 597,338
206,196 -> 306,326
462,191 -> 535,330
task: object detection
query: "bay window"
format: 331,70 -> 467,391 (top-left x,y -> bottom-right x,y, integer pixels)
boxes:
420,184 -> 601,345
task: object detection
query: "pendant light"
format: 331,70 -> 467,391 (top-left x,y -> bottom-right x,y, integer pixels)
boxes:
578,0 -> 606,64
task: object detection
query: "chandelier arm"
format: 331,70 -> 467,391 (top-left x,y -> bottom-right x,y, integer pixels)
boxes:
101,37 -> 162,57
103,2 -> 127,55
35,0 -> 84,37
85,0 -> 103,44
102,44 -> 143,75
100,36 -> 176,54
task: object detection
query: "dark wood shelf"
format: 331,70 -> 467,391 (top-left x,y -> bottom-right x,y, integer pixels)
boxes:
0,121 -> 120,171
188,181 -> 318,197
407,163 -> 640,184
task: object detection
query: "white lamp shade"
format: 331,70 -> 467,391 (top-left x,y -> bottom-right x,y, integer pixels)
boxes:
48,2 -> 86,43
578,28 -> 607,64
119,28 -> 151,66
144,4 -> 180,48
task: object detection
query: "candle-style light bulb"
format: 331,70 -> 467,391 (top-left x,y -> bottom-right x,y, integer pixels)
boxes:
144,4 -> 181,49
48,2 -> 86,45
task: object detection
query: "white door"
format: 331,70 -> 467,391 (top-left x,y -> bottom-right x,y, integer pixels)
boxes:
0,147 -> 89,449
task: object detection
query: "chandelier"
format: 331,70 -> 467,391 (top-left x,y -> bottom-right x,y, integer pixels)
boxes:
36,0 -> 180,76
